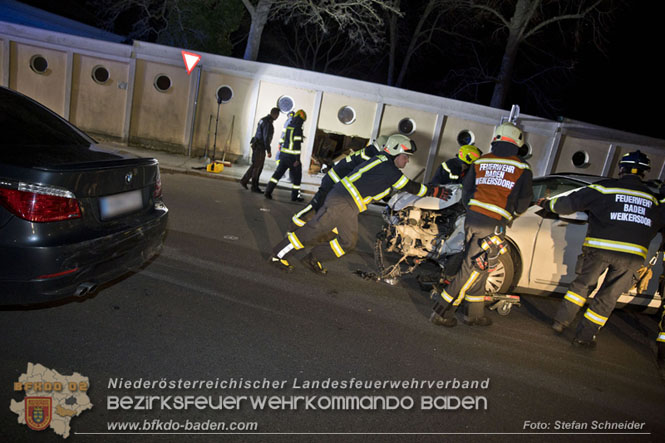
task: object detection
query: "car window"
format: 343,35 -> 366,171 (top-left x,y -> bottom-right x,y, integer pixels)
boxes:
532,178 -> 586,202
0,88 -> 91,148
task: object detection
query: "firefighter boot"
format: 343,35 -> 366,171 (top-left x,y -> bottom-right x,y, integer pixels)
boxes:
430,301 -> 457,327
463,301 -> 492,326
301,253 -> 327,276
264,181 -> 276,200
269,256 -> 294,272
572,320 -> 598,348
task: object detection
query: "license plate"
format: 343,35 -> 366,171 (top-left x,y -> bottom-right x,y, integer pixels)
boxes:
99,190 -> 143,219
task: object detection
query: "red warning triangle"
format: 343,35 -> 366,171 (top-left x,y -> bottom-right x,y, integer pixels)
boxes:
181,50 -> 201,75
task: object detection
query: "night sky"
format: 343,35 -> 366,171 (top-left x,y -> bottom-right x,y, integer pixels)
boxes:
13,0 -> 665,140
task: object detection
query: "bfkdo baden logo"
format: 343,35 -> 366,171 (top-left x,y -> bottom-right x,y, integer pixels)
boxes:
25,397 -> 52,431
10,363 -> 93,439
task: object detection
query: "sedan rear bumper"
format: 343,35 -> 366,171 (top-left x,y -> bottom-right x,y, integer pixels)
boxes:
0,207 -> 168,305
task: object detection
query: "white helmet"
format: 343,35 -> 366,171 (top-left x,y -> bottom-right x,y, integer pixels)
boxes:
492,122 -> 524,148
383,134 -> 416,156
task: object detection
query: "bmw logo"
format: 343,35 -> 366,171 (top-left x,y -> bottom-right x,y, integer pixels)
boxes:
125,172 -> 133,184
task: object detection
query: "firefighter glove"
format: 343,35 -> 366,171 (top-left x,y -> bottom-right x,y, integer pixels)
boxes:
431,186 -> 451,201
536,198 -> 549,208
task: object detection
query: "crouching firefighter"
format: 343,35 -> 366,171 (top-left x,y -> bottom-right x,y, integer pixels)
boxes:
428,144 -> 482,186
540,150 -> 665,347
430,122 -> 533,327
270,134 -> 451,275
290,135 -> 387,229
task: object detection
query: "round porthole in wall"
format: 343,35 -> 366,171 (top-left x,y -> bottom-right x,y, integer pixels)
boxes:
572,150 -> 590,168
29,55 -> 48,74
456,129 -> 475,146
216,85 -> 233,103
153,74 -> 172,92
91,65 -> 110,84
338,106 -> 356,125
398,118 -> 416,135
277,95 -> 294,113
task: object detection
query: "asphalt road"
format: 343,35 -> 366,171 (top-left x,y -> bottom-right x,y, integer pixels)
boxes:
2,172 -> 664,442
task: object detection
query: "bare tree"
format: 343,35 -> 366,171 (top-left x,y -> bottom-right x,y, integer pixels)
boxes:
241,0 -> 400,61
465,0 -> 616,109
386,0 -> 474,87
89,0 -> 244,54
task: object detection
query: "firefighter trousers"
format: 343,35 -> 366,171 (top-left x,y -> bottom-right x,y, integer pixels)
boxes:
273,190 -> 359,262
265,153 -> 302,200
291,174 -> 335,229
432,219 -> 502,321
554,247 -> 643,341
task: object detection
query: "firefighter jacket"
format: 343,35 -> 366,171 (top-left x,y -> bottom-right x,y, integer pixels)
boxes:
548,174 -> 665,259
326,143 -> 382,184
252,114 -> 275,155
279,118 -> 304,158
429,157 -> 468,186
336,154 -> 430,213
462,141 -> 533,225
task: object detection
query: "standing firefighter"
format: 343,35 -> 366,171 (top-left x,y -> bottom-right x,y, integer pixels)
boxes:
539,151 -> 665,347
240,107 -> 280,192
430,122 -> 533,327
429,144 -> 482,186
291,135 -> 387,229
265,109 -> 307,201
270,134 -> 451,275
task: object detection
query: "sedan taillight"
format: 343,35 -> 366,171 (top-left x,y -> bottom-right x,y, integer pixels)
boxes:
0,182 -> 81,222
153,167 -> 162,199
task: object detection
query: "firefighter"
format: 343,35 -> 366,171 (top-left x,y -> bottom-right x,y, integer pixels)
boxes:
430,122 -> 533,327
290,135 -> 388,229
429,144 -> 482,186
539,151 -> 665,347
270,134 -> 451,275
240,107 -> 280,192
658,297 -> 665,379
264,109 -> 306,201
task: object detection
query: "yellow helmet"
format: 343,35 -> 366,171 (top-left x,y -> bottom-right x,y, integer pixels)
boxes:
294,109 -> 307,121
492,122 -> 524,148
458,144 -> 482,164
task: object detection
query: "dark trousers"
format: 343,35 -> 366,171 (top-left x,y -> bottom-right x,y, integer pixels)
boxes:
240,146 -> 266,189
554,247 -> 643,341
273,190 -> 359,262
290,175 -> 336,229
265,154 -> 302,200
432,218 -> 502,321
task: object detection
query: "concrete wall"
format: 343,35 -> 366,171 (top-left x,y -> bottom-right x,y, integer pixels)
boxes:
193,71 -> 253,157
129,59 -> 193,150
9,41 -> 68,117
318,93 -> 377,138
379,104 -> 437,181
70,54 -> 130,139
1,20 -> 664,187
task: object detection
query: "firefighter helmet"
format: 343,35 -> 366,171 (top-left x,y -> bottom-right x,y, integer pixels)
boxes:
619,150 -> 651,175
374,135 -> 389,149
492,122 -> 524,148
383,134 -> 417,156
458,144 -> 482,165
294,109 -> 307,121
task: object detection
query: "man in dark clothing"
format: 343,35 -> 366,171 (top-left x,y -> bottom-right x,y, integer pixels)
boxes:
430,122 -> 533,327
429,144 -> 482,186
265,109 -> 306,202
270,134 -> 450,275
540,151 -> 665,347
290,135 -> 387,229
240,107 -> 280,192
